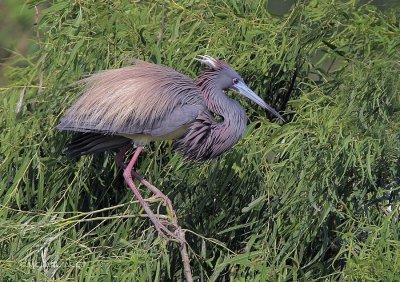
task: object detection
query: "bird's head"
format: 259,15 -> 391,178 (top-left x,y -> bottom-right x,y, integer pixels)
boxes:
195,55 -> 284,122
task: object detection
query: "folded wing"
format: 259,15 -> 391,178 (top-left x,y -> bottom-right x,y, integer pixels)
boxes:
57,60 -> 205,137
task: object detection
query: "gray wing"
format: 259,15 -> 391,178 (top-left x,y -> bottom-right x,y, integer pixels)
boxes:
57,60 -> 205,136
141,104 -> 202,136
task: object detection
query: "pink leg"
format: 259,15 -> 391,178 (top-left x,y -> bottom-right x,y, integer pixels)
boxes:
121,145 -> 180,241
116,145 -> 177,224
116,145 -> 192,280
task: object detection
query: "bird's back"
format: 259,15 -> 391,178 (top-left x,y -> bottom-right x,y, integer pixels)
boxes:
57,60 -> 205,138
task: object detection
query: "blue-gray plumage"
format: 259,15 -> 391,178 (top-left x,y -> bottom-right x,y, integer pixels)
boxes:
58,56 -> 284,161
57,55 -> 284,242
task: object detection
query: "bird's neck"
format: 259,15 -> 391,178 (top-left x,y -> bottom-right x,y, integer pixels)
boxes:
175,73 -> 248,161
195,72 -> 244,117
196,72 -> 247,139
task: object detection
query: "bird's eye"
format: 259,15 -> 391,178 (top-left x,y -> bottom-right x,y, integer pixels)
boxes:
233,78 -> 240,84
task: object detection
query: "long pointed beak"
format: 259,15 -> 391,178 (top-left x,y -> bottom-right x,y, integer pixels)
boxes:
233,81 -> 285,122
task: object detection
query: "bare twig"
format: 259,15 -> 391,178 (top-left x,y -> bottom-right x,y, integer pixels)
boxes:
178,228 -> 193,282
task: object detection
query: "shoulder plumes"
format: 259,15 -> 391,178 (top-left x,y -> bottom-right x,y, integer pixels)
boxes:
57,60 -> 205,135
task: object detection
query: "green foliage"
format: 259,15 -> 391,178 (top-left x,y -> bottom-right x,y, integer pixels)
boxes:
1,0 -> 399,280
0,0 -> 35,85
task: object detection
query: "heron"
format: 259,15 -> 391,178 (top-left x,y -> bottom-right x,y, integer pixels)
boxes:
57,55 -> 284,240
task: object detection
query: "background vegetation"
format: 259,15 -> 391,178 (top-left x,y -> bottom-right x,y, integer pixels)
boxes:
0,0 -> 35,86
1,0 -> 399,281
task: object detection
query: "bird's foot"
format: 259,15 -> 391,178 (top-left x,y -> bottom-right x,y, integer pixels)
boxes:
148,215 -> 184,243
144,192 -> 183,242
146,192 -> 177,221
117,149 -> 186,243
133,172 -> 178,226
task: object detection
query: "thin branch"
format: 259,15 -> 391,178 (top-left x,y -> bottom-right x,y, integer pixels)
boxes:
178,228 -> 193,282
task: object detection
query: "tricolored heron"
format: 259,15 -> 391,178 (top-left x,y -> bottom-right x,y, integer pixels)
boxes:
57,55 -> 284,240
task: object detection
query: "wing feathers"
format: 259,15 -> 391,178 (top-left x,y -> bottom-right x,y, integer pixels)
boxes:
58,61 -> 205,137
66,133 -> 131,157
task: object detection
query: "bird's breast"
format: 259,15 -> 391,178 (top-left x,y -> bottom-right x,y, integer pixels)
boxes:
121,124 -> 191,145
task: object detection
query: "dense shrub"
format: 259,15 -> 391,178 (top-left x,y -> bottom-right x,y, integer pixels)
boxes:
1,1 -> 399,280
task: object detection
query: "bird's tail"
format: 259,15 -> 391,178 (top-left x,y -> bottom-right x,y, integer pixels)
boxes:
65,133 -> 131,157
